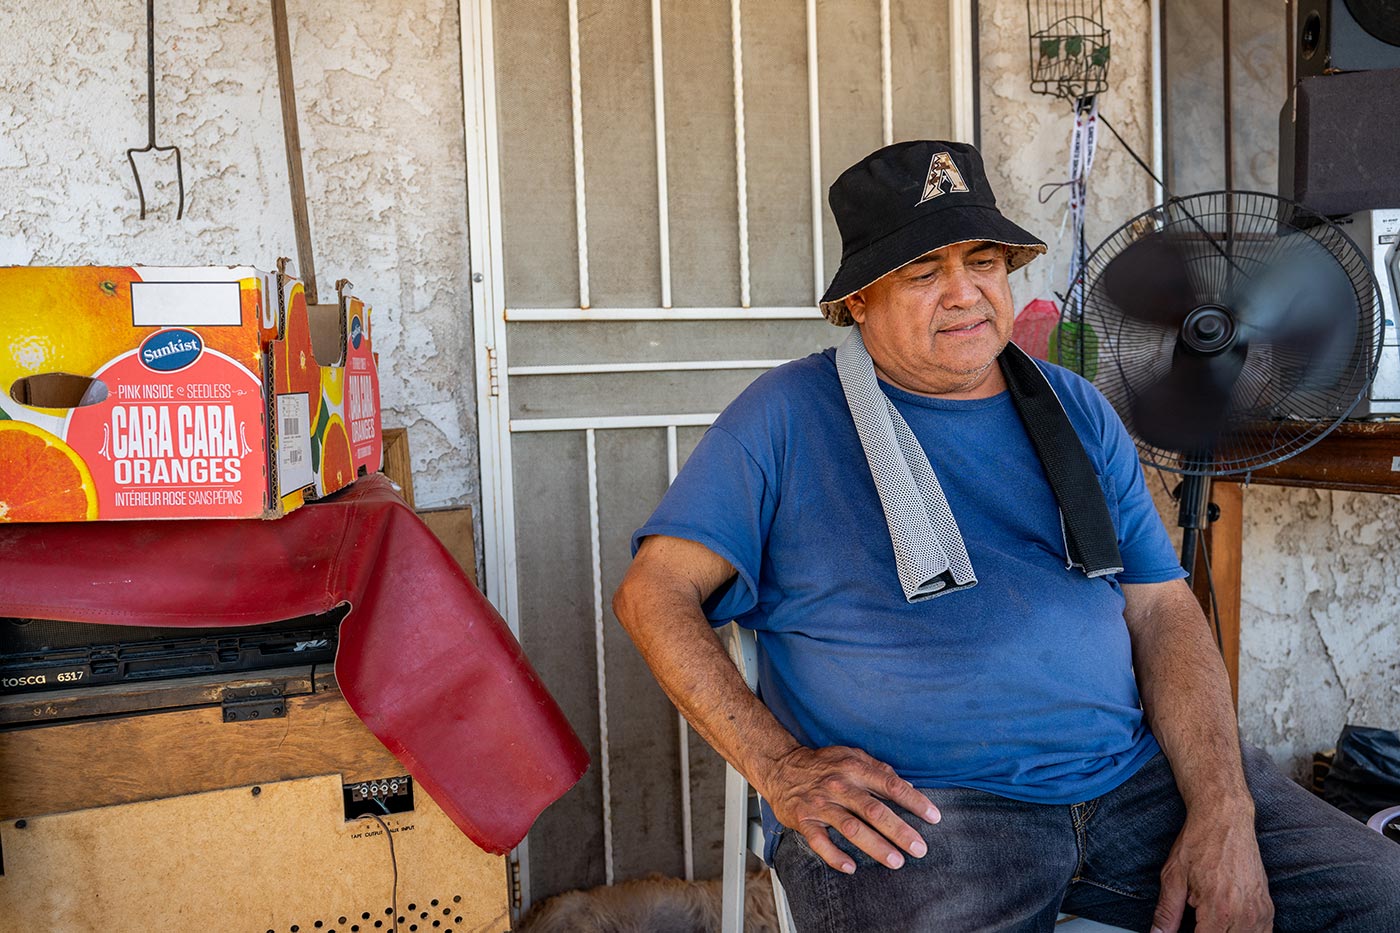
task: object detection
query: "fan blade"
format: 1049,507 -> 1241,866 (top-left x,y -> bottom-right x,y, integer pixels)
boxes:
1100,233 -> 1201,328
1231,234 -> 1362,386
1130,346 -> 1246,455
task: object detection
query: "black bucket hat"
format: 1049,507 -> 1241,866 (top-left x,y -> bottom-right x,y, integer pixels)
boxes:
820,140 -> 1047,326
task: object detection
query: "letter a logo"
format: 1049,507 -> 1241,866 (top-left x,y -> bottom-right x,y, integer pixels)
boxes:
917,151 -> 970,205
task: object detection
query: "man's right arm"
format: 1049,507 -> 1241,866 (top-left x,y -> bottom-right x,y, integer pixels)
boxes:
612,533 -> 938,873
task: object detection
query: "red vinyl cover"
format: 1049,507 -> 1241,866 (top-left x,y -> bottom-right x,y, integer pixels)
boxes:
0,474 -> 589,855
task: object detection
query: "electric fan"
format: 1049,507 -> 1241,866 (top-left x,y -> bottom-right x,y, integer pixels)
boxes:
1065,191 -> 1386,574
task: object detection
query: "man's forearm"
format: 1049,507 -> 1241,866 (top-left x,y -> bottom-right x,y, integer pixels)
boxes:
613,572 -> 801,797
1127,579 -> 1251,814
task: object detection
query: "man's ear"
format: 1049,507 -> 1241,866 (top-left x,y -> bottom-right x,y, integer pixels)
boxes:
845,291 -> 867,324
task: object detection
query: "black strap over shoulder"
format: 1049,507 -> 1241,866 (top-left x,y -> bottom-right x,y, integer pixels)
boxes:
999,343 -> 1124,578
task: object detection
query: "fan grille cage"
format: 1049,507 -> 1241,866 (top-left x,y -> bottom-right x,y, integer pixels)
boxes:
1070,191 -> 1384,476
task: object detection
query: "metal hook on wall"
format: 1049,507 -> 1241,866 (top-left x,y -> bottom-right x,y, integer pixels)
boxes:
126,0 -> 185,220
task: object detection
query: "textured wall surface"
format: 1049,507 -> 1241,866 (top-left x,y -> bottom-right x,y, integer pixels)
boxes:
0,0 -> 478,518
1241,487 -> 1400,776
980,0 -> 1156,316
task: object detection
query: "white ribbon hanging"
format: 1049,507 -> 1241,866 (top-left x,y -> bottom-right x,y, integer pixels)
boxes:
1065,95 -> 1099,318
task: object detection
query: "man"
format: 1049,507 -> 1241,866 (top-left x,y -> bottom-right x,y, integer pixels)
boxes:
612,141 -> 1400,932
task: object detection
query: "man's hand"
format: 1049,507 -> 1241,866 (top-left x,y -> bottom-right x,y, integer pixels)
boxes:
759,744 -> 941,874
1151,810 -> 1273,933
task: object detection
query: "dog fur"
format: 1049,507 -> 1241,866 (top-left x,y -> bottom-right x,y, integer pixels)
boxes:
519,869 -> 781,933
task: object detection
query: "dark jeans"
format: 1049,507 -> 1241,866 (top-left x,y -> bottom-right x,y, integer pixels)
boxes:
772,746 -> 1400,932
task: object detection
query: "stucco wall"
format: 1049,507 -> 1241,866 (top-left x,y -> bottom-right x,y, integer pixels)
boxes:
0,0 -> 478,519
1242,487 -> 1400,774
980,0 -> 1156,319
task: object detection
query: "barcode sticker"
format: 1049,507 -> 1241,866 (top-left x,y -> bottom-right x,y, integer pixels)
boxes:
277,393 -> 314,494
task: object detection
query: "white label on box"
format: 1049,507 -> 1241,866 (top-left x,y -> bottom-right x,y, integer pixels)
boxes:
131,281 -> 243,327
277,393 -> 314,495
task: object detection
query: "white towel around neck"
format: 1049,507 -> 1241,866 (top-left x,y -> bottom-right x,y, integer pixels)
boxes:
835,324 -> 978,602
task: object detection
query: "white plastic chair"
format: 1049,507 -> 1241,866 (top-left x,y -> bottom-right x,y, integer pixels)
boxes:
1368,804 -> 1400,835
718,621 -> 1127,933
720,622 -> 797,933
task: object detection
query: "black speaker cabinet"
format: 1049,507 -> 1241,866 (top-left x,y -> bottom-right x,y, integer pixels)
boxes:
1279,67 -> 1400,215
1297,0 -> 1400,77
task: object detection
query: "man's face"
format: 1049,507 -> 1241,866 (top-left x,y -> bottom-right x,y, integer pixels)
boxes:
845,240 -> 1016,399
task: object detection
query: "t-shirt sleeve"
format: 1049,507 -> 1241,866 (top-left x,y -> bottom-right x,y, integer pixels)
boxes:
630,424 -> 776,624
1096,396 -> 1188,585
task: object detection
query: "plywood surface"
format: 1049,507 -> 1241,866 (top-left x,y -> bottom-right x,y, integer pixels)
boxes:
417,508 -> 477,586
0,774 -> 507,933
0,681 -> 401,821
382,426 -> 415,508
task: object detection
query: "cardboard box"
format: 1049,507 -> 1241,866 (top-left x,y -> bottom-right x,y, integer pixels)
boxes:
0,266 -> 383,521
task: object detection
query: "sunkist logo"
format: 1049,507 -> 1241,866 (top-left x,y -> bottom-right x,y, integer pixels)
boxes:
350,315 -> 364,349
139,329 -> 204,373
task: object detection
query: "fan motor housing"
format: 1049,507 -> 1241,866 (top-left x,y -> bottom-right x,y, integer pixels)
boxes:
1182,306 -> 1238,355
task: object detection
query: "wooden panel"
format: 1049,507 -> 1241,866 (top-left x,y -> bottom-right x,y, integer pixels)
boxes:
0,677 -> 401,820
418,508 -> 478,586
1190,482 -> 1244,708
382,425 -> 416,508
1212,482 -> 1243,708
0,774 -> 506,933
1219,421 -> 1400,494
0,665 -> 320,727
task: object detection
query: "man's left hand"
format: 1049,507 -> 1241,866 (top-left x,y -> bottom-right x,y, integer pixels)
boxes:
1150,809 -> 1273,933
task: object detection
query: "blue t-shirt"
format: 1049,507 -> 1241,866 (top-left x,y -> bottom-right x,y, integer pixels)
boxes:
632,348 -> 1185,809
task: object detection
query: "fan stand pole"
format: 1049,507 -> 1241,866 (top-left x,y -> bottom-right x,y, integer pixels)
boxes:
1176,472 -> 1212,586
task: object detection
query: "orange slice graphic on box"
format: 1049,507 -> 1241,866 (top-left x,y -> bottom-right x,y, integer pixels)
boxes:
276,284 -> 323,429
320,414 -> 354,494
1,267 -> 259,416
2,267 -> 142,417
322,366 -> 345,409
0,421 -> 98,522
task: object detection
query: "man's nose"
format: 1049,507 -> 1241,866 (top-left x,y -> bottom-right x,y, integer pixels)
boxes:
940,264 -> 982,309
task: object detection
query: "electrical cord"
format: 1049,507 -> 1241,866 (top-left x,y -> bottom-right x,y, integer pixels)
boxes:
359,812 -> 399,932
1097,113 -> 1168,193
1196,528 -> 1228,657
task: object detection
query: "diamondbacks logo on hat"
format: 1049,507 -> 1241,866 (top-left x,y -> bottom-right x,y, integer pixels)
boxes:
917,151 -> 970,206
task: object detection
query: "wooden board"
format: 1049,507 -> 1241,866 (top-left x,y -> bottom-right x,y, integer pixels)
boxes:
0,774 -> 507,933
0,676 -> 401,821
1219,420 -> 1400,494
417,508 -> 477,586
1189,482 -> 1243,708
0,665 -> 322,727
382,427 -> 416,508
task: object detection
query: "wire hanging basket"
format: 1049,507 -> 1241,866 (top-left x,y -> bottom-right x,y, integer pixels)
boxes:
1026,0 -> 1111,99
